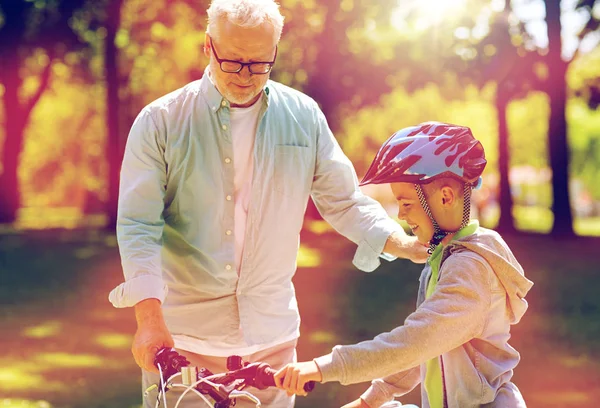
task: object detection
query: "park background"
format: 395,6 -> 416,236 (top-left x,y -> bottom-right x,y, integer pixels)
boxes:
1,0 -> 600,407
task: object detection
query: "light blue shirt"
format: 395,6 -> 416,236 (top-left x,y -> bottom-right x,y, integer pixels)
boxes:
109,71 -> 401,354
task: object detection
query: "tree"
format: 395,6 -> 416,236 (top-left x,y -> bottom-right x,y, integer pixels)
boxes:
544,0 -> 599,236
470,2 -> 545,234
104,0 -> 125,230
0,1 -> 86,223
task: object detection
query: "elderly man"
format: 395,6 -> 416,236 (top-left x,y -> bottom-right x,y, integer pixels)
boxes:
109,0 -> 427,406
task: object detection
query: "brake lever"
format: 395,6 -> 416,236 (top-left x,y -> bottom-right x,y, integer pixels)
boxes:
229,390 -> 261,405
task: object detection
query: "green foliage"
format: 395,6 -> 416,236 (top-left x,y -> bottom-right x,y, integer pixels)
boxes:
19,78 -> 107,209
568,50 -> 600,202
507,92 -> 550,169
339,81 -> 498,177
119,0 -> 209,106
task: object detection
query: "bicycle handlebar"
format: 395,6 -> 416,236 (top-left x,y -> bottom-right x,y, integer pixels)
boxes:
150,347 -> 315,408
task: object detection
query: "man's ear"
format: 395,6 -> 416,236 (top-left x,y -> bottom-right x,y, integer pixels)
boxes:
203,33 -> 211,58
440,186 -> 456,207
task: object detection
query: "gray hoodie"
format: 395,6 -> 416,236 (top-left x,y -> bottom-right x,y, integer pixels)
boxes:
315,227 -> 533,408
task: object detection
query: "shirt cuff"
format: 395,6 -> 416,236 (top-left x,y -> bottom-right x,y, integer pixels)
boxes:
108,274 -> 168,308
313,352 -> 343,383
353,222 -> 402,272
361,384 -> 396,408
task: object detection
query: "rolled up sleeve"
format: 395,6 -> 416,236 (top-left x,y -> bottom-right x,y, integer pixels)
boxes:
108,109 -> 168,308
361,367 -> 421,408
309,106 -> 402,272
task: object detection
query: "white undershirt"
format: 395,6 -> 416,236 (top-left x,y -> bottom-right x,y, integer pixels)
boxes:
230,98 -> 262,273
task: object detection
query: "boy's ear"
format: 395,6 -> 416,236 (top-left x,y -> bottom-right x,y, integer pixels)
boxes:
440,186 -> 456,207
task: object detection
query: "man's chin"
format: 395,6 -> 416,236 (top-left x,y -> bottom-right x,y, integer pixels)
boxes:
227,92 -> 259,106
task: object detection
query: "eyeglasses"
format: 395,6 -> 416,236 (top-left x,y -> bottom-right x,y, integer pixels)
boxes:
209,36 -> 277,75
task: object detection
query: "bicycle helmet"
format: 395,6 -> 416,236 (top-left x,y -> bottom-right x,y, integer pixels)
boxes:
360,122 -> 487,254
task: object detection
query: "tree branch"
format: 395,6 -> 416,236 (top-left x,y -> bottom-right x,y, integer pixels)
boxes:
24,49 -> 54,123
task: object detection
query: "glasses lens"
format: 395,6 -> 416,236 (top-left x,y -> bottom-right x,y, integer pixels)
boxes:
221,61 -> 242,73
249,63 -> 272,74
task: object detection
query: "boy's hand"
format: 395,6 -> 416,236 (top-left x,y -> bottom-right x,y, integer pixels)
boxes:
341,398 -> 371,408
274,361 -> 322,396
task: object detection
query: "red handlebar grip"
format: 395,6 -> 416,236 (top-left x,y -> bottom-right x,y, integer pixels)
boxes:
261,367 -> 316,393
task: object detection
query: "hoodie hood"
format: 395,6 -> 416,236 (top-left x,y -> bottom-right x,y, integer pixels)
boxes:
448,227 -> 533,324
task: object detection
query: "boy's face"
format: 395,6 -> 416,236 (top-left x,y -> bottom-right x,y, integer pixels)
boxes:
390,182 -> 436,245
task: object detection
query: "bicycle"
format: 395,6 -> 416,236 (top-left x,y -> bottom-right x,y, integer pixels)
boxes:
145,347 -> 316,408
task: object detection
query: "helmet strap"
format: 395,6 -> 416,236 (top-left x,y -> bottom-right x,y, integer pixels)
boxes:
415,183 -> 472,255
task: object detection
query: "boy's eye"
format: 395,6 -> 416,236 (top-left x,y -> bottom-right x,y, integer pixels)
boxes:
402,203 -> 412,208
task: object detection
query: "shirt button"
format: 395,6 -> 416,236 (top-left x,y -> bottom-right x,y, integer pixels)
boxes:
212,106 -> 217,111
225,157 -> 231,164
226,195 -> 232,201
226,230 -> 232,235
221,100 -> 228,107
225,264 -> 232,271
222,124 -> 228,130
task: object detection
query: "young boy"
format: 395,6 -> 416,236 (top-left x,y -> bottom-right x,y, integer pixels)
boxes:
274,122 -> 533,408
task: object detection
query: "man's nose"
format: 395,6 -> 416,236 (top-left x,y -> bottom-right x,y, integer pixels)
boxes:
238,65 -> 252,80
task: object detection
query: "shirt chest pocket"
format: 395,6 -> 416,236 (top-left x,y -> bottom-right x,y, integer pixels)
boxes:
273,145 -> 313,199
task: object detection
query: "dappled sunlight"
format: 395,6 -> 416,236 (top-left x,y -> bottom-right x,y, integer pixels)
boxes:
22,321 -> 62,339
0,365 -> 55,391
559,354 -> 590,368
513,206 -> 553,233
303,219 -> 334,235
575,217 -> 600,236
308,330 -> 338,345
14,208 -> 107,230
297,245 -> 322,268
34,352 -> 104,368
0,400 -> 53,408
95,333 -> 132,350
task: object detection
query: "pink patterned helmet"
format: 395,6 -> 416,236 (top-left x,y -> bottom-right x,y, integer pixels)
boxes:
359,122 -> 487,187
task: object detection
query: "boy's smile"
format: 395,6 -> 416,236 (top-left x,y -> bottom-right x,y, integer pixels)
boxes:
390,182 -> 434,245
391,180 -> 465,246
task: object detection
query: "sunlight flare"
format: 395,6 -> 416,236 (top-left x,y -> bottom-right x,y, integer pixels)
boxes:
95,333 -> 132,349
22,321 -> 62,339
391,0 -> 469,30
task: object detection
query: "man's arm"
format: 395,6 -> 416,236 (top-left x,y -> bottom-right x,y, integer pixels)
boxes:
309,105 -> 427,270
383,231 -> 428,264
109,109 -> 168,308
108,109 -> 173,372
133,298 -> 174,373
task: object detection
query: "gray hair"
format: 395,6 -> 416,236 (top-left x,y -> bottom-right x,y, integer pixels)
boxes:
207,0 -> 285,43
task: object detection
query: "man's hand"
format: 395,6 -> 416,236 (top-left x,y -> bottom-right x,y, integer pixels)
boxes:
132,298 -> 174,374
341,398 -> 371,408
274,361 -> 322,397
384,232 -> 428,264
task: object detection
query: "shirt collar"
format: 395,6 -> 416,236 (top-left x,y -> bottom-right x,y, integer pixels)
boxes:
428,220 -> 479,264
200,66 -> 271,112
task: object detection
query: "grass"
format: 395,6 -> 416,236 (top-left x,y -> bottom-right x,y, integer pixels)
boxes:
1,227 -> 600,407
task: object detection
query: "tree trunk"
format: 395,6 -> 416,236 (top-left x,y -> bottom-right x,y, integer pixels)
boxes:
495,85 -> 516,233
105,0 -> 125,231
0,56 -> 25,224
545,0 -> 574,236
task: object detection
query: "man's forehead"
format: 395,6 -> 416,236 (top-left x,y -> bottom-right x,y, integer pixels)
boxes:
216,19 -> 276,44
213,23 -> 276,58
